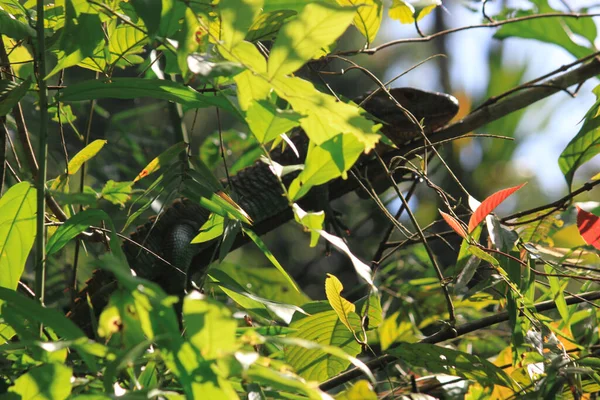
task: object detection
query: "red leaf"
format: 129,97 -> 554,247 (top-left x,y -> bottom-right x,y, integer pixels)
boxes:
468,183 -> 527,233
576,206 -> 600,250
439,210 -> 468,239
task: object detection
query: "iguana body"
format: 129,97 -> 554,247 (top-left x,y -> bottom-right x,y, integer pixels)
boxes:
67,88 -> 459,332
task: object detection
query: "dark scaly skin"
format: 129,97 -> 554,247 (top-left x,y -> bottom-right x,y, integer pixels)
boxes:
67,88 -> 459,333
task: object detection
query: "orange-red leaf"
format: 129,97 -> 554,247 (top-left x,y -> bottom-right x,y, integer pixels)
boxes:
468,183 -> 527,233
439,210 -> 467,239
576,206 -> 600,250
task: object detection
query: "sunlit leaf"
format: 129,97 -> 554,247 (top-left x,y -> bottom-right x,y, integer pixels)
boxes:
325,274 -> 357,334
267,3 -> 355,78
576,206 -> 600,250
246,100 -> 302,143
183,291 -> 238,360
559,85 -> 600,189
218,0 -> 263,51
246,10 -> 296,42
100,181 -> 133,206
389,0 -> 441,24
468,183 -> 526,233
134,142 -> 187,182
0,182 -> 36,290
7,363 -> 72,400
284,306 -> 362,381
337,0 -> 382,44
335,380 -> 377,400
47,0 -> 104,79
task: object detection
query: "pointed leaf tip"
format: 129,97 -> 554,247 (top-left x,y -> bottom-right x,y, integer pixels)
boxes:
576,206 -> 600,250
468,183 -> 527,233
439,210 -> 467,239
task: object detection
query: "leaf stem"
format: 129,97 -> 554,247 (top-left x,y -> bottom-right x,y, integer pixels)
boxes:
34,0 -> 49,309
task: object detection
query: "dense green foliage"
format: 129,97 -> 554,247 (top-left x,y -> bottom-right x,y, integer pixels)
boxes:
1,0 -> 600,398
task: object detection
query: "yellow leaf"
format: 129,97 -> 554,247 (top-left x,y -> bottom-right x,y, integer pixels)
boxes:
388,0 -> 415,23
133,141 -> 187,183
325,274 -> 356,333
67,139 -> 107,175
337,0 -> 383,44
389,0 -> 442,24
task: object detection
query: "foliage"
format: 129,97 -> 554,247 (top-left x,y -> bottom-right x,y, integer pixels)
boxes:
1,0 -> 600,398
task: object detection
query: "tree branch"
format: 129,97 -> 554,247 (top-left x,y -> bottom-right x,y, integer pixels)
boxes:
320,290 -> 600,391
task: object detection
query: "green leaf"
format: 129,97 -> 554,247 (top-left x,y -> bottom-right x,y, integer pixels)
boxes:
0,78 -> 30,117
7,363 -> 72,400
246,10 -> 296,42
284,307 -> 362,381
246,100 -> 302,143
100,180 -> 133,206
335,380 -> 377,400
183,292 -> 238,360
559,84 -> 600,189
177,7 -> 202,77
468,245 -> 499,266
216,263 -> 309,306
130,0 -> 162,37
388,343 -> 516,389
243,228 -> 300,292
218,0 -> 263,51
47,0 -> 104,79
0,9 -> 35,40
325,274 -> 357,334
378,312 -> 416,350
191,213 -> 224,243
60,78 -> 242,119
134,141 -> 187,182
494,10 -> 593,59
46,209 -> 120,256
207,268 -> 306,324
0,182 -> 36,290
267,3 -> 355,78
544,264 -> 570,323
337,0 -> 382,44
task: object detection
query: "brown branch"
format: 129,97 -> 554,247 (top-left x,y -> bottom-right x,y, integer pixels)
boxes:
320,290 -> 600,391
501,179 -> 600,224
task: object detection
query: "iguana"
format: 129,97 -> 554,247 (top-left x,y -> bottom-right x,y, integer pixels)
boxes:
67,88 -> 459,333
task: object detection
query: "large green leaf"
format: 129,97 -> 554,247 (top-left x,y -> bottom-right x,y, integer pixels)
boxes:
7,363 -> 72,400
130,0 -> 162,37
0,9 -> 35,40
246,100 -> 302,143
284,304 -> 361,381
267,3 -> 355,78
60,78 -> 242,119
218,0 -> 263,51
46,209 -> 112,256
183,292 -> 238,360
494,10 -> 593,59
388,343 -> 516,389
559,85 -> 600,189
0,182 -> 36,290
47,0 -> 104,78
